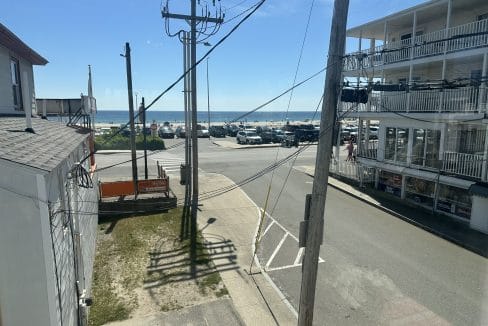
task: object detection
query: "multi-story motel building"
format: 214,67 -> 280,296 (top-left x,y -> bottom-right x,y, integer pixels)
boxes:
339,0 -> 488,234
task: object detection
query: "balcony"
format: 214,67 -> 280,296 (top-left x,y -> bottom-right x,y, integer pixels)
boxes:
344,18 -> 488,71
340,85 -> 487,114
442,151 -> 484,179
358,140 -> 378,160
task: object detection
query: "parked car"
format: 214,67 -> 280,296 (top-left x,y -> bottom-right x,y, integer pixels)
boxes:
369,126 -> 379,139
209,126 -> 226,138
294,124 -> 319,142
159,126 -> 175,139
225,124 -> 239,137
268,129 -> 283,143
342,125 -> 358,142
236,130 -> 262,144
281,131 -> 297,147
175,126 -> 186,138
257,127 -> 274,144
196,124 -> 210,138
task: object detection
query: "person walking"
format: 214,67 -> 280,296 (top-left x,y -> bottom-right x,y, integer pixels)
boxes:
346,139 -> 354,162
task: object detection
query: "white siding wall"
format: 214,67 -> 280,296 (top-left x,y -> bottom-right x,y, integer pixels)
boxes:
0,139 -> 99,326
0,162 -> 54,326
46,139 -> 99,326
0,44 -> 36,115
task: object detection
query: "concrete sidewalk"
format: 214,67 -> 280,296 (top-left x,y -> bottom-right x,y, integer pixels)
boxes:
171,173 -> 297,326
294,165 -> 488,258
106,299 -> 244,326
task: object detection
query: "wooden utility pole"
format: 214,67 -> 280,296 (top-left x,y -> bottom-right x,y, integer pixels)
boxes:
124,42 -> 138,197
297,1 -> 349,325
189,0 -> 199,275
162,1 -> 223,275
142,97 -> 148,180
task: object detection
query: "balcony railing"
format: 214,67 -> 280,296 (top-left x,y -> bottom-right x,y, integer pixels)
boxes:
442,151 -> 484,179
340,86 -> 486,114
344,18 -> 488,71
358,140 -> 378,159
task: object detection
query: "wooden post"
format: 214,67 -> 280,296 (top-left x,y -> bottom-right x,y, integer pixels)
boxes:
297,0 -> 349,325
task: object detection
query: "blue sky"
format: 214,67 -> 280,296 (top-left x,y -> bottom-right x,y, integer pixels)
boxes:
1,0 -> 425,111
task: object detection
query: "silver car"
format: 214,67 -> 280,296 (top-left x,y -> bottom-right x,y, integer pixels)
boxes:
236,130 -> 262,144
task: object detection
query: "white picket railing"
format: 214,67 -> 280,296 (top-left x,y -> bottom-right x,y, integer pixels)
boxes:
340,86 -> 485,114
442,87 -> 479,112
442,151 -> 484,179
447,18 -> 488,53
343,18 -> 488,71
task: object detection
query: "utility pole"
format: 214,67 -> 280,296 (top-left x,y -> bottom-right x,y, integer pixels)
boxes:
162,1 -> 223,273
142,97 -> 148,180
124,42 -> 138,197
206,57 -> 211,131
180,31 -> 192,240
297,1 -> 349,325
189,0 -> 199,276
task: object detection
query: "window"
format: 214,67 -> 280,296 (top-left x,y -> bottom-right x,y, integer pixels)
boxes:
405,176 -> 435,207
437,184 -> 472,220
10,58 -> 22,110
412,129 -> 441,168
477,13 -> 488,21
400,33 -> 411,44
378,171 -> 402,197
470,69 -> 482,87
384,127 -> 409,163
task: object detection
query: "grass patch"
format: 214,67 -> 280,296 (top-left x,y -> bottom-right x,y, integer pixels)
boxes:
88,242 -> 131,326
89,208 -> 229,325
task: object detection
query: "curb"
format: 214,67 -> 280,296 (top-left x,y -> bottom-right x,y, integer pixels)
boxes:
303,171 -> 488,258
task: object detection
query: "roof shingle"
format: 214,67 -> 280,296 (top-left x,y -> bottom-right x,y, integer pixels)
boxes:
0,117 -> 90,172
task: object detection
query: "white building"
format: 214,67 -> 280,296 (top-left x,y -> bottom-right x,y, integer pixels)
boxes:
0,24 -> 99,326
0,22 -> 47,116
340,0 -> 488,233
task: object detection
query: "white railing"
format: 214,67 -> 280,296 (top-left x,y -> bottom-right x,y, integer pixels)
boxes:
330,161 -> 376,184
410,90 -> 440,112
358,140 -> 378,159
340,86 -> 485,114
343,18 -> 488,71
414,29 -> 446,57
447,18 -> 488,53
442,87 -> 479,112
442,151 -> 484,179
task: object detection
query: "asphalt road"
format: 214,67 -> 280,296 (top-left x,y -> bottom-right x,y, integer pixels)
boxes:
96,137 -> 488,325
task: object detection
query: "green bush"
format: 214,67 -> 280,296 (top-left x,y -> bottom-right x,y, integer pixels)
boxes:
95,133 -> 165,151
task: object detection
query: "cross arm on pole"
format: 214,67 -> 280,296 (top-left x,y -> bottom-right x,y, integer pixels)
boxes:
162,12 -> 224,24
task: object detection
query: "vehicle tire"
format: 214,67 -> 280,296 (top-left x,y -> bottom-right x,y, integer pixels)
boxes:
246,140 -> 249,144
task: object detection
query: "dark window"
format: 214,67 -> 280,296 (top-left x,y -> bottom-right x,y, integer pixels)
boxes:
477,13 -> 488,21
10,58 -> 23,110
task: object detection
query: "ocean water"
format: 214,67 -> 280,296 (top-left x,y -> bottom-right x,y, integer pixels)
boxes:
94,110 -> 321,125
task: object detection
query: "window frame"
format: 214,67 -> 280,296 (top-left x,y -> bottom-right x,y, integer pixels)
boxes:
10,57 -> 23,111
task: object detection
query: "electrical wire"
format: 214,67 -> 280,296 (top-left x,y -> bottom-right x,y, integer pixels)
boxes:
79,0 -> 267,167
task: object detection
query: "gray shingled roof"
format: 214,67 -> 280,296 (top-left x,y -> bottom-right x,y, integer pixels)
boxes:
0,23 -> 48,65
0,117 -> 90,172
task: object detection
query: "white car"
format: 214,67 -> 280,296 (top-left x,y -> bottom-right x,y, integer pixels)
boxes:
369,126 -> 379,139
236,130 -> 262,144
196,124 -> 209,138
